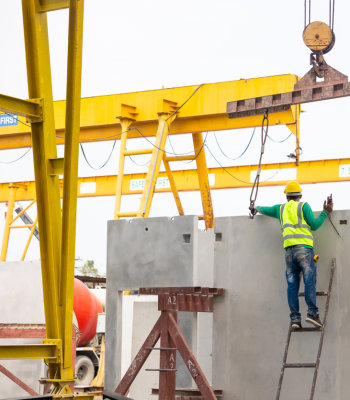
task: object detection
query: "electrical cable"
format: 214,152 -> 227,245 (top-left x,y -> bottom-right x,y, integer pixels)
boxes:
165,84 -> 204,122
165,119 -> 209,164
128,155 -> 150,167
130,127 -> 206,157
204,144 -> 251,184
206,141 -> 293,186
328,214 -> 341,237
76,121 -> 209,170
0,147 -> 32,164
214,128 -> 256,160
56,129 -> 126,141
266,131 -> 293,143
80,141 -> 116,170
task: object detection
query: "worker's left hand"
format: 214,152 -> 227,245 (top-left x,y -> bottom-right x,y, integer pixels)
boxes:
323,197 -> 333,213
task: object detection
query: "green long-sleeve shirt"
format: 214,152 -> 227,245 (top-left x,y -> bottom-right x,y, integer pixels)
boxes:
256,202 -> 328,231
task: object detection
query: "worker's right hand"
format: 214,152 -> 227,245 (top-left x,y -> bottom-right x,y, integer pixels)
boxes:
323,197 -> 333,213
249,206 -> 257,216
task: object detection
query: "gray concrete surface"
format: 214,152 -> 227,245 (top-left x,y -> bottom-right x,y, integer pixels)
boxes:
3,210 -> 347,399
105,216 -> 214,392
213,211 -> 349,399
0,260 -> 45,398
128,301 -> 159,399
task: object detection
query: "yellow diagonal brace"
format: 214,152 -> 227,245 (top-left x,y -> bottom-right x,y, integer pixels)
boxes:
163,156 -> 184,216
0,94 -> 42,122
192,133 -> 214,229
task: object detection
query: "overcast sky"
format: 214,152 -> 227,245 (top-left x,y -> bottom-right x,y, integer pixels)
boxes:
1,0 -> 350,272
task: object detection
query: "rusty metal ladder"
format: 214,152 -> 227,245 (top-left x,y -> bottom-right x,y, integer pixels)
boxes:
276,258 -> 336,400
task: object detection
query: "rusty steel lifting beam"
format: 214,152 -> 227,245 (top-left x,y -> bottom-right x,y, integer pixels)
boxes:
227,65 -> 350,118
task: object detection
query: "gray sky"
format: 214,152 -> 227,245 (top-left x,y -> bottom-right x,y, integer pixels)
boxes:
1,0 -> 350,272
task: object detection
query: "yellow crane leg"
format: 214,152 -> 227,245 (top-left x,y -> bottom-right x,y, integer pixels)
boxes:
59,0 -> 85,380
192,133 -> 214,229
22,0 -> 62,361
0,184 -> 17,261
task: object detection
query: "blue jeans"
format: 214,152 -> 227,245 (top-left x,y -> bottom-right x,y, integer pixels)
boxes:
285,245 -> 318,322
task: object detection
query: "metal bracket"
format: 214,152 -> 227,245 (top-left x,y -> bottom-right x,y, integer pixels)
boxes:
43,338 -> 62,364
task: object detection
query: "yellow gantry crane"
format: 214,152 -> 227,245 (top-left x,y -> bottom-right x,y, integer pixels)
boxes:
0,75 -> 302,264
2,1 -> 348,398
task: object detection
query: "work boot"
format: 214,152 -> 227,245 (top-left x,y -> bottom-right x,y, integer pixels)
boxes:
305,313 -> 323,328
291,321 -> 302,329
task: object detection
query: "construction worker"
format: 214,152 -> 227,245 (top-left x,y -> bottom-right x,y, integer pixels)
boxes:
251,181 -> 333,329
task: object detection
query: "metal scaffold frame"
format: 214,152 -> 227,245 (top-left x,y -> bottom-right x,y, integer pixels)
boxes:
0,0 -> 89,397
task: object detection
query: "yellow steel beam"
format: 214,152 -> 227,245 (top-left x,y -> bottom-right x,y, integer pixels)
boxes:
1,157 -> 350,203
0,341 -> 60,361
0,75 -> 299,149
37,0 -> 70,12
0,94 -> 42,122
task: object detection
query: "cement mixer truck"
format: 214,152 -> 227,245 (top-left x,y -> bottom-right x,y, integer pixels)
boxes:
73,278 -> 105,387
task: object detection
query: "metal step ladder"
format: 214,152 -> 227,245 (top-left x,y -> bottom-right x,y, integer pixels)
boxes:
276,258 -> 336,400
114,112 -> 175,221
113,109 -> 214,228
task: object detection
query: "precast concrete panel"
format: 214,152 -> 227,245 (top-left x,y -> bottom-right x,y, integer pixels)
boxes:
105,216 -> 214,391
0,261 -> 45,397
213,211 -> 349,399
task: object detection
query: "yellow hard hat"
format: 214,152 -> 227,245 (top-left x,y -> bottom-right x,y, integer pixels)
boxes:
284,181 -> 302,195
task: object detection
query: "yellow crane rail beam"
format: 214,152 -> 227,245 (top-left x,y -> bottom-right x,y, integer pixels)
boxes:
0,75 -> 299,149
1,157 -> 349,202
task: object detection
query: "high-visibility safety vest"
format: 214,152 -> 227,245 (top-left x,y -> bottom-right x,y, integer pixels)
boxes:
279,200 -> 313,248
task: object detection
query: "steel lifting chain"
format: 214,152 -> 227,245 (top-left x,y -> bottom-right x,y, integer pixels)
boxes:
249,111 -> 269,219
